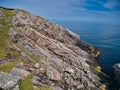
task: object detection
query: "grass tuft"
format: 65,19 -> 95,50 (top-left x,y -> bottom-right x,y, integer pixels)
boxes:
37,86 -> 53,90
0,58 -> 22,72
20,73 -> 34,90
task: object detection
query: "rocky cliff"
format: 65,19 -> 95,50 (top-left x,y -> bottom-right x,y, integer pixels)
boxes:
0,7 -> 109,90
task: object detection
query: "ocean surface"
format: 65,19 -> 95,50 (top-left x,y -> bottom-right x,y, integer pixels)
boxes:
51,20 -> 120,78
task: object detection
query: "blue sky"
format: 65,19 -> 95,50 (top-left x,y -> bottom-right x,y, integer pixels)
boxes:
0,0 -> 120,22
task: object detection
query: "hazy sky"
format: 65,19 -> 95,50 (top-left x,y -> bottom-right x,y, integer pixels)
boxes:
0,0 -> 120,22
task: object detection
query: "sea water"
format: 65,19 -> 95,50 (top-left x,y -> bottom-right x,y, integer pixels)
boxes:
51,20 -> 120,78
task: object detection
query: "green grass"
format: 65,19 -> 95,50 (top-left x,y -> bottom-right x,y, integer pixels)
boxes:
48,23 -> 55,30
27,52 -> 40,63
20,72 -> 52,90
20,73 -> 53,90
0,41 -> 23,72
0,20 -> 10,58
20,73 -> 34,90
2,9 -> 15,17
37,16 -> 48,22
0,58 -> 22,72
28,24 -> 38,30
37,86 -> 53,90
0,9 -> 14,58
17,29 -> 23,32
8,46 -> 21,56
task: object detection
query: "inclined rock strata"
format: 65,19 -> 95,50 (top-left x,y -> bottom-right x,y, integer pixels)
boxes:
0,7 -> 109,90
0,72 -> 20,90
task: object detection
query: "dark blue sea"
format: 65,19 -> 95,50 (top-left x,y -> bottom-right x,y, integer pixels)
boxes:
51,20 -> 120,78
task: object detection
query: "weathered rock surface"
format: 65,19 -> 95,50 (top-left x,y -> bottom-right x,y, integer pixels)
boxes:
10,67 -> 30,79
46,66 -> 61,81
0,7 -> 109,90
0,72 -> 20,90
113,63 -> 120,90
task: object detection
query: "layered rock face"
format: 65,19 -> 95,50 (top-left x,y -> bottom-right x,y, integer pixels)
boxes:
0,7 -> 109,90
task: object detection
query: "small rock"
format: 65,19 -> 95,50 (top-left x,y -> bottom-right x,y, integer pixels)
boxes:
65,67 -> 74,74
17,62 -> 24,67
10,67 -> 30,79
113,64 -> 120,71
46,66 -> 61,81
32,76 -> 40,86
33,86 -> 38,90
39,67 -> 46,74
11,84 -> 19,90
36,69 -> 40,74
9,28 -> 18,36
113,64 -> 120,79
29,68 -> 35,71
77,84 -> 84,89
53,86 -> 64,90
34,63 -> 40,68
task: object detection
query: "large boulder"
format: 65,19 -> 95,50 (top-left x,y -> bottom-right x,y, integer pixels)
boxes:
46,66 -> 61,81
113,63 -> 120,90
0,72 -> 20,90
10,67 -> 30,79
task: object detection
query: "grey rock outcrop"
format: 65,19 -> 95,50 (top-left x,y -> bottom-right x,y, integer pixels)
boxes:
0,72 -> 20,90
113,63 -> 120,90
10,67 -> 30,79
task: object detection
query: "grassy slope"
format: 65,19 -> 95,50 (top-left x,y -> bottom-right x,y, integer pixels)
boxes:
0,9 -> 13,58
0,9 -> 23,72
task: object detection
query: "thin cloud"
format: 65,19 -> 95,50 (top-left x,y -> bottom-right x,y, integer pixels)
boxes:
0,0 -> 120,22
104,0 -> 120,9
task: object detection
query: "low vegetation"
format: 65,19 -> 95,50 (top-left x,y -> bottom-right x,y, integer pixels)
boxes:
100,84 -> 106,90
20,73 -> 34,90
20,72 -> 53,90
26,52 -> 41,63
95,66 -> 101,72
0,9 -> 14,58
0,58 -> 22,72
37,86 -> 53,90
